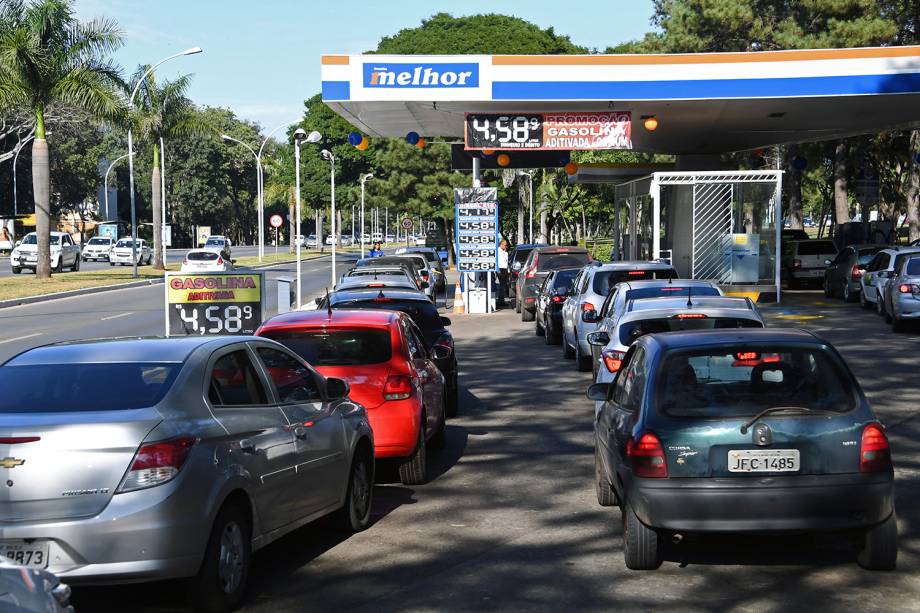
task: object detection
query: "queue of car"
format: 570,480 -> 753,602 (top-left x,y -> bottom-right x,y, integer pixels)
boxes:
518,243 -> 897,573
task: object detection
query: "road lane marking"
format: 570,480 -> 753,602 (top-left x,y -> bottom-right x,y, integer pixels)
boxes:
100,312 -> 133,321
0,333 -> 42,345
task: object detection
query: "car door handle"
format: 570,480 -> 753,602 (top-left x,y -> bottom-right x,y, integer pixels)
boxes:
238,439 -> 256,454
292,426 -> 308,440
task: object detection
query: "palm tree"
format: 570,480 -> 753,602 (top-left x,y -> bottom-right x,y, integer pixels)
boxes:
0,0 -> 123,278
129,66 -> 212,269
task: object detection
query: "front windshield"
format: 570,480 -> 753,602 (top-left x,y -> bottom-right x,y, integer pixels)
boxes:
115,240 -> 136,248
87,238 -> 110,245
20,235 -> 59,246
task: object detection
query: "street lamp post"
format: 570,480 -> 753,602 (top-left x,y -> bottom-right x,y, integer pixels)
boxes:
220,133 -> 259,256
359,173 -> 373,258
321,149 -> 336,287
12,134 -> 36,216
127,47 -> 202,278
103,151 -> 135,220
292,129 -> 322,307
252,119 -> 301,261
518,171 -> 534,243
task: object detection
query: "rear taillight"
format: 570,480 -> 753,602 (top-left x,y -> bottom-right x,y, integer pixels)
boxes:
117,436 -> 196,493
182,257 -> 188,265
216,256 -> 224,265
627,432 -> 668,478
551,295 -> 565,303
434,334 -> 453,353
602,349 -> 625,373
674,313 -> 707,319
383,375 -> 413,400
421,270 -> 430,280
524,266 -> 536,279
792,258 -> 802,269
860,424 -> 892,473
851,264 -> 863,281
581,302 -> 596,312
898,284 -> 917,294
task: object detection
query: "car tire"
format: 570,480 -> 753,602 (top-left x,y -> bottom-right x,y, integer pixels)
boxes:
514,296 -> 521,313
562,335 -> 575,359
622,501 -> 662,571
882,298 -> 892,323
595,447 -> 617,507
575,341 -> 591,372
334,446 -> 373,533
823,278 -> 833,297
71,257 -> 80,272
535,316 -> 545,336
857,510 -> 898,571
843,283 -> 856,303
521,305 -> 534,322
11,267 -> 21,275
189,503 -> 251,613
110,262 -> 116,266
53,258 -> 63,273
430,401 -> 447,449
399,424 -> 427,485
445,375 -> 459,418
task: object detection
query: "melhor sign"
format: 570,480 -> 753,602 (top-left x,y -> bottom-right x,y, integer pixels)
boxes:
165,272 -> 265,336
465,112 -> 632,151
455,187 -> 498,272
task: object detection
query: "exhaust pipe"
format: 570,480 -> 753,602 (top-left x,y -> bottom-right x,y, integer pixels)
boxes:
672,533 -> 683,544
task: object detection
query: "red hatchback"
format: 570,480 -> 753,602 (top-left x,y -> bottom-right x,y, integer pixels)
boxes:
256,309 -> 447,485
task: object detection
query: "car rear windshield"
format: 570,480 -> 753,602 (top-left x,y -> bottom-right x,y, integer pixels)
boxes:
893,253 -> 920,275
0,363 -> 180,412
625,286 -> 720,302
552,269 -> 580,290
369,257 -> 417,271
261,329 -> 392,366
619,316 -> 762,346
594,269 -> 678,294
906,258 -> 920,275
537,252 -> 590,271
797,241 -> 836,256
187,251 -> 219,261
513,249 -> 534,265
656,346 -> 857,417
87,238 -> 110,245
856,247 -> 885,264
334,299 -> 443,331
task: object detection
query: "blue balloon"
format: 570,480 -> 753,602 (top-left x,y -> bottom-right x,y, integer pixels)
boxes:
792,156 -> 807,171
405,131 -> 420,145
348,131 -> 363,146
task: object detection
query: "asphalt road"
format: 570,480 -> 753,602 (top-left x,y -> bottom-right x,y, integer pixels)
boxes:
67,288 -> 920,612
0,253 -> 356,362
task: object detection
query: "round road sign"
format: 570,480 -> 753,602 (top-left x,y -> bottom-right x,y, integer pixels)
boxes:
269,214 -> 284,228
401,217 -> 413,230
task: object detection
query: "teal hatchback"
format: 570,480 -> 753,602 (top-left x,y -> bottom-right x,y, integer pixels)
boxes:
588,328 -> 896,571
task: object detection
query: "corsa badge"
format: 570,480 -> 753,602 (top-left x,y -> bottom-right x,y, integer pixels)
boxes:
0,457 -> 25,469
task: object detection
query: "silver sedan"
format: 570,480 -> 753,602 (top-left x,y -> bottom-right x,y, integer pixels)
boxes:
0,336 -> 374,611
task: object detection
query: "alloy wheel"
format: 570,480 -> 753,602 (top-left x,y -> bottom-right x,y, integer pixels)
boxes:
217,521 -> 245,595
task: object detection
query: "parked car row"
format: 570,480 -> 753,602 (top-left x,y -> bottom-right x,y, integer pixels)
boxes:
514,246 -> 897,573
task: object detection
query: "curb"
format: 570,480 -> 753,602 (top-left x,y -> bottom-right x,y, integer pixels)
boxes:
0,254 -> 332,310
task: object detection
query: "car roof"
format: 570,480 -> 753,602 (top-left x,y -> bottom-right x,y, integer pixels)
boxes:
592,261 -> 676,271
627,296 -> 755,313
533,246 -> 589,254
336,277 -> 414,288
4,336 -> 234,366
512,243 -> 548,251
259,308 -> 399,331
330,288 -> 429,303
618,279 -> 715,290
642,327 -> 820,351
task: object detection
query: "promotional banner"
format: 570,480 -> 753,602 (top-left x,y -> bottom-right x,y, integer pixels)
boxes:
455,187 -> 498,272
165,272 -> 264,336
465,112 -> 632,151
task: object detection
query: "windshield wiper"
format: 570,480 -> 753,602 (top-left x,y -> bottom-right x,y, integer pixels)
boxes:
740,406 -> 833,434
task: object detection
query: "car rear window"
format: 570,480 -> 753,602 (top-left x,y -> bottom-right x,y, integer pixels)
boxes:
537,252 -> 590,271
0,363 -> 180,412
905,258 -> 920,276
625,286 -> 720,301
513,249 -> 534,266
656,346 -> 857,417
333,298 -> 443,331
797,241 -> 836,256
552,269 -> 580,290
857,248 -> 884,265
260,329 -> 392,366
188,251 -> 219,261
594,269 -> 678,294
619,316 -> 762,346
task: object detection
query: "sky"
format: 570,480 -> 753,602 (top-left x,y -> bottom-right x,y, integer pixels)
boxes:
73,0 -> 655,133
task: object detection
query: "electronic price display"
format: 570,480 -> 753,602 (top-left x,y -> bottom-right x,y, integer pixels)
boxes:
465,112 -> 632,151
165,272 -> 265,336
454,187 -> 498,272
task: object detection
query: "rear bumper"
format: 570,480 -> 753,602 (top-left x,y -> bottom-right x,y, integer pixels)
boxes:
892,297 -> 920,319
367,399 -> 421,458
627,473 -> 894,533
791,268 -> 824,280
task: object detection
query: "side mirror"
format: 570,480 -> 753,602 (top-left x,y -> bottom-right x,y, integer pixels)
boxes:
314,297 -> 322,305
440,316 -> 452,327
421,281 -> 430,289
230,259 -> 237,265
431,345 -> 451,360
582,310 -> 600,323
512,262 -> 523,271
586,383 -> 611,402
824,259 -> 832,266
14,241 -> 20,247
325,377 -> 350,400
587,331 -> 610,346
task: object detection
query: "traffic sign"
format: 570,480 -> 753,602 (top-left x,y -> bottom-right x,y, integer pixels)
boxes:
401,217 -> 413,230
269,214 -> 284,228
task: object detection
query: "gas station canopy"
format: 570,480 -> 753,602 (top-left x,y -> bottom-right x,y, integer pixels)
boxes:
321,46 -> 920,154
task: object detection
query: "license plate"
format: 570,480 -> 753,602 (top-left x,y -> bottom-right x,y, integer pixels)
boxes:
728,449 -> 800,473
0,542 -> 50,568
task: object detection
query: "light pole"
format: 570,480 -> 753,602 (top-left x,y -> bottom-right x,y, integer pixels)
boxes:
12,134 -> 36,217
518,171 -> 534,243
159,136 -> 167,261
360,173 -> 373,257
221,133 -> 259,254
127,47 -> 202,278
250,119 -> 301,261
103,151 -> 135,220
293,129 -> 322,306
321,149 -> 336,286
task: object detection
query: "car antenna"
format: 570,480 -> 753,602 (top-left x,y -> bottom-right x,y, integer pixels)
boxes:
326,288 -> 333,318
687,285 -> 693,308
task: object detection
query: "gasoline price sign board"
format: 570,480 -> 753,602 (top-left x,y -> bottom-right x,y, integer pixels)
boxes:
465,112 -> 632,151
455,187 -> 498,272
166,272 -> 264,337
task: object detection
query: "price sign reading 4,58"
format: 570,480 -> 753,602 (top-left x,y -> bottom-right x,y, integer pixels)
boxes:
165,272 -> 264,337
465,113 -> 543,150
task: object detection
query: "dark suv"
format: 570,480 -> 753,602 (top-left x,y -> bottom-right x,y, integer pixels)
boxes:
508,243 -> 548,304
516,246 -> 591,321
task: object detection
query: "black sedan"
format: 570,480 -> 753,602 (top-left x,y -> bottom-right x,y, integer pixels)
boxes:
588,328 -> 895,571
534,267 -> 580,345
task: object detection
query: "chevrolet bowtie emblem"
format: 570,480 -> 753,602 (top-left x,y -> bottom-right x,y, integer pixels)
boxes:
0,457 -> 25,469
